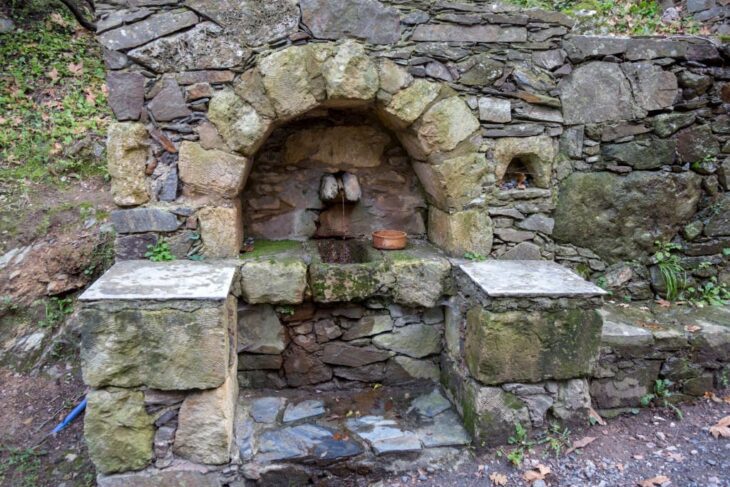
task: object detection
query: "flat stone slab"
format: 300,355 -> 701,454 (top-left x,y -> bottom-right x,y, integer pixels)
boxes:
257,424 -> 362,463
283,400 -> 326,423
409,389 -> 452,418
250,397 -> 286,424
459,260 -> 607,298
346,416 -> 422,455
80,260 -> 237,301
417,410 -> 471,448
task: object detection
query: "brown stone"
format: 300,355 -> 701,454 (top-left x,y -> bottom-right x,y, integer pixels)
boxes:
283,345 -> 333,386
107,122 -> 150,207
197,205 -> 243,258
428,207 -> 493,257
320,342 -> 391,367
178,141 -> 251,198
107,72 -> 145,121
283,125 -> 391,168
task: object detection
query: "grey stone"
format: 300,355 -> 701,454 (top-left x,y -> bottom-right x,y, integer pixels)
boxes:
625,39 -> 689,61
96,9 -> 153,33
514,104 -> 563,123
283,400 -> 325,423
342,315 -> 393,341
516,214 -> 554,234
97,469 -> 220,487
417,410 -> 470,447
553,171 -> 702,262
459,260 -> 606,298
562,36 -> 629,62
148,79 -> 191,122
410,389 -> 451,418
103,48 -> 128,69
493,228 -> 534,243
301,0 -> 401,44
333,363 -> 386,382
98,10 -> 199,51
499,242 -> 542,261
283,346 -> 332,386
127,22 -> 249,73
320,342 -> 391,367
483,124 -> 544,137
185,0 -> 299,46
345,416 -> 421,455
704,194 -> 730,237
250,397 -> 286,423
458,54 -> 504,87
238,353 -> 282,370
402,10 -> 429,25
622,63 -> 678,112
425,61 -> 453,81
111,208 -> 180,233
532,49 -> 566,70
413,24 -> 526,43
372,324 -> 441,359
560,61 -> 644,125
687,0 -> 716,14
259,424 -> 363,463
653,112 -> 696,137
315,320 -> 342,343
157,166 -> 178,202
115,233 -> 157,261
107,72 -> 145,121
478,97 -> 511,123
560,126 -> 584,159
238,305 -> 287,355
0,16 -> 15,33
602,137 -> 676,170
385,356 -> 440,383
676,125 -> 720,164
80,260 -> 236,301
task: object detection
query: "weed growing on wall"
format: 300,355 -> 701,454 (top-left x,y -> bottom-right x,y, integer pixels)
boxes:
653,241 -> 686,302
145,240 -> 175,262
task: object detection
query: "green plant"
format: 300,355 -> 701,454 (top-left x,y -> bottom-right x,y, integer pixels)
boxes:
39,296 -> 73,328
685,277 -> 730,308
276,305 -> 295,316
722,248 -> 730,257
0,296 -> 18,315
144,240 -> 175,262
0,446 -> 43,487
653,240 -> 685,301
544,422 -> 571,457
464,251 -> 487,262
641,379 -> 683,419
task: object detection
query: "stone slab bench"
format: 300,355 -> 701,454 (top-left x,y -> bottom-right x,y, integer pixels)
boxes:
443,260 -> 608,445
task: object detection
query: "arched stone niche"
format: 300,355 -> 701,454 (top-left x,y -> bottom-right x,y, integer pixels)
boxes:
175,40 -> 492,257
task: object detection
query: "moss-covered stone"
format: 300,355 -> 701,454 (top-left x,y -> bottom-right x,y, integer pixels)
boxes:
465,307 -> 603,385
428,207 -> 493,257
309,262 -> 389,303
80,299 -> 233,390
384,245 -> 451,307
85,388 -> 154,474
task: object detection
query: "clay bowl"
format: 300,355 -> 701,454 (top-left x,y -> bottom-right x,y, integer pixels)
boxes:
372,230 -> 407,250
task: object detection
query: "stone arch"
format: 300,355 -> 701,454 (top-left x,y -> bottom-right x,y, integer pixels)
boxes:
178,40 -> 491,257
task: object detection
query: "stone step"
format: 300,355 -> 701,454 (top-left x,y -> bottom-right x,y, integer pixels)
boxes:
235,385 -> 472,481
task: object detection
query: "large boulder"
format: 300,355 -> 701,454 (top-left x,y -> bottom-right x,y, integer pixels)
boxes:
553,171 -> 702,262
464,308 -> 603,385
107,123 -> 149,207
85,388 -> 154,474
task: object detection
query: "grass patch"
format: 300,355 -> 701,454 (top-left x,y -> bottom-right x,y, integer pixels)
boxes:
504,0 -> 703,35
240,240 -> 302,259
0,5 -> 110,189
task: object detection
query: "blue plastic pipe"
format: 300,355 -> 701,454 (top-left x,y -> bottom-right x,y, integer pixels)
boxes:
51,397 -> 87,435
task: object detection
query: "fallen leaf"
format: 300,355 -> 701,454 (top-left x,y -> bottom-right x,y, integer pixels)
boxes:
666,452 -> 684,462
523,464 -> 551,482
709,415 -> 730,439
149,128 -> 178,153
49,12 -> 67,27
68,62 -> 84,75
489,472 -> 508,486
566,436 -> 596,455
47,67 -> 59,82
656,299 -> 671,308
589,407 -> 607,426
685,324 -> 702,333
638,475 -> 670,487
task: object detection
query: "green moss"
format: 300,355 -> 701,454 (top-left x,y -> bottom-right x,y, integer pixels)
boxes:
239,239 -> 301,260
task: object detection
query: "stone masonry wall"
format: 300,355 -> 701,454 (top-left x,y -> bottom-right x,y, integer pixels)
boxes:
99,0 -> 729,298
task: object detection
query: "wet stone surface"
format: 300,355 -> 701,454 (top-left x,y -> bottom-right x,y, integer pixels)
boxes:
236,385 -> 471,471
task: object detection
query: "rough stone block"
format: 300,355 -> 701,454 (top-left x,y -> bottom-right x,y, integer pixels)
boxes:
284,125 -> 390,168
372,324 -> 441,359
98,10 -> 199,51
238,304 -> 288,355
384,245 -> 451,307
97,469 -> 221,487
413,97 -> 480,155
178,141 -> 251,198
84,388 -> 154,474
428,207 -> 493,257
107,123 -> 149,207
465,307 -> 603,384
174,363 -> 238,465
197,205 -> 243,258
309,262 -> 388,303
590,361 -> 661,409
240,257 -> 308,304
107,72 -> 145,121
110,208 -> 180,234
301,0 -> 401,44
413,153 -> 488,211
80,298 -> 235,390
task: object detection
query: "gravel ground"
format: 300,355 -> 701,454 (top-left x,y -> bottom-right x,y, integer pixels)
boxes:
377,391 -> 730,487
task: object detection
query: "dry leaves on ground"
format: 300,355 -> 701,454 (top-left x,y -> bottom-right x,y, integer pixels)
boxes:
589,407 -> 607,425
684,324 -> 702,333
709,415 -> 730,439
638,475 -> 670,487
489,472 -> 508,486
704,391 -> 730,404
523,464 -> 551,483
566,435 -> 596,455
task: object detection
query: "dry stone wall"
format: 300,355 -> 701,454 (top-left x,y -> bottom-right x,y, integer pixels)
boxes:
99,0 -> 728,298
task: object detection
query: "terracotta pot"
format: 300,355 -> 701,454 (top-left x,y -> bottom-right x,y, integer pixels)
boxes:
372,230 -> 407,250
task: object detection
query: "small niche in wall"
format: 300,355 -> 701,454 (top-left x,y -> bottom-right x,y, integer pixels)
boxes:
498,154 -> 546,190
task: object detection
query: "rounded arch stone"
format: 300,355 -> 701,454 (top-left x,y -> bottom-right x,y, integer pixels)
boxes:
181,40 -> 490,257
